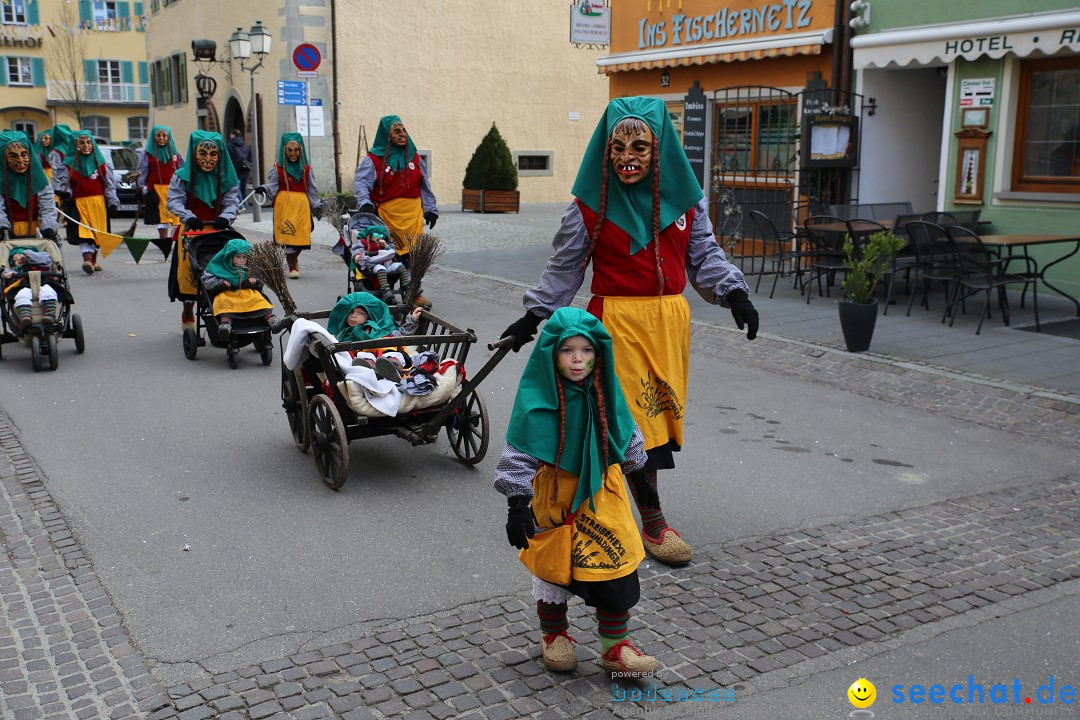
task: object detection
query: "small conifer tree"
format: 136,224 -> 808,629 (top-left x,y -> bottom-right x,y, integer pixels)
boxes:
462,123 -> 518,191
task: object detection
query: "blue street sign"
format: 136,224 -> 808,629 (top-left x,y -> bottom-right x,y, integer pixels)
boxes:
277,80 -> 307,105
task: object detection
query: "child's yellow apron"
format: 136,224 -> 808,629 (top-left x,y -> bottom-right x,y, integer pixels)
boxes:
525,464 -> 645,583
273,190 -> 312,247
378,196 -> 424,255
154,185 -> 180,226
74,195 -> 107,243
212,287 -> 273,316
175,231 -> 198,296
596,295 -> 690,452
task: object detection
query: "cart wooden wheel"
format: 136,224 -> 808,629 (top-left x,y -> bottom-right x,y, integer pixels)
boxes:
446,389 -> 489,465
47,334 -> 59,371
280,365 -> 309,452
308,394 -> 349,490
30,335 -> 43,373
71,314 -> 85,354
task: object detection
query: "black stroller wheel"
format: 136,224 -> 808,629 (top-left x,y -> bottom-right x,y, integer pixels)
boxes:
260,346 -> 273,366
30,335 -> 42,372
227,350 -> 239,369
183,328 -> 198,360
71,314 -> 85,354
47,334 -> 59,371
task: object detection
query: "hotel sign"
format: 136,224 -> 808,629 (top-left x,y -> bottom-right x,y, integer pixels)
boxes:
637,0 -> 815,49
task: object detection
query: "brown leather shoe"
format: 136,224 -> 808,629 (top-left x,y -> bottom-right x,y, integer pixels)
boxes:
541,632 -> 577,672
600,640 -> 659,676
641,528 -> 692,566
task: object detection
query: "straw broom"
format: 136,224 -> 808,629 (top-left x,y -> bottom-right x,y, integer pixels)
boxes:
403,232 -> 443,308
246,240 -> 298,316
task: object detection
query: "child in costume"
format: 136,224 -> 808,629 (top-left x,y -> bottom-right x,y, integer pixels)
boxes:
353,114 -> 436,308
496,306 -> 660,676
166,130 -> 240,330
2,246 -> 65,327
327,291 -> 422,381
350,222 -> 411,303
0,131 -> 58,241
199,238 -> 273,342
255,133 -> 322,279
502,97 -> 759,567
54,130 -> 119,275
137,126 -> 184,256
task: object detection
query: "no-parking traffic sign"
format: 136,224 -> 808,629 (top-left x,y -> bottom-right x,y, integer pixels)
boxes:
293,43 -> 321,77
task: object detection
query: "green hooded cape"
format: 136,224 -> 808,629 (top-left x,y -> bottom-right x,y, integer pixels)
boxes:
8,245 -> 40,266
0,131 -> 50,208
276,132 -> 308,181
150,125 -> 178,164
571,96 -> 703,255
357,223 -> 390,241
368,115 -> 417,172
204,238 -> 251,287
32,129 -> 52,163
50,125 -> 73,161
174,131 -> 239,208
63,130 -> 106,179
327,292 -> 397,343
505,307 -> 636,512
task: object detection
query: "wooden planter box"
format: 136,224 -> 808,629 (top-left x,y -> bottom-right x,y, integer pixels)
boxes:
462,189 -> 520,213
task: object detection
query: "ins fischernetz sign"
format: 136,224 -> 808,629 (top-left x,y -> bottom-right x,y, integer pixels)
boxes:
638,0 -> 815,49
571,0 -> 611,45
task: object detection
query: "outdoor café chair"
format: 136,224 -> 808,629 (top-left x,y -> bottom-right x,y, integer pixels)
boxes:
747,210 -> 810,298
945,226 -> 1040,335
802,215 -> 850,304
903,221 -> 961,320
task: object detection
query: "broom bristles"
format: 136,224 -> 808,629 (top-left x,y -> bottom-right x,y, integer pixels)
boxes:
404,232 -> 443,307
247,240 -> 298,316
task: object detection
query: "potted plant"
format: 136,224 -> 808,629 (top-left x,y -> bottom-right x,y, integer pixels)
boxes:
462,122 -> 520,213
838,230 -> 906,352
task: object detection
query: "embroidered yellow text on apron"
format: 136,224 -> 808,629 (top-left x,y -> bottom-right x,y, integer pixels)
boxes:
598,294 -> 690,452
212,287 -> 273,316
74,195 -> 107,243
525,464 -> 645,583
273,190 -> 311,247
154,185 -> 180,226
377,196 -> 424,255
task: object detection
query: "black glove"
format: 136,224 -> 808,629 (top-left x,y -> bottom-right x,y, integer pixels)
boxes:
212,217 -> 231,230
253,185 -> 268,199
135,186 -> 144,198
39,228 -> 56,241
626,470 -> 660,510
312,205 -> 324,220
0,227 -> 8,242
357,203 -> 376,215
501,311 -> 543,352
506,495 -> 535,550
424,211 -> 438,230
726,289 -> 759,341
56,190 -> 72,201
184,217 -> 204,231
107,205 -> 118,218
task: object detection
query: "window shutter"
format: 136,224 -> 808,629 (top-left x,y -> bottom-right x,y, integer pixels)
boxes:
121,61 -> 133,84
138,61 -> 147,84
31,58 -> 45,87
0,59 -> 7,87
177,54 -> 187,103
149,62 -> 157,106
27,0 -> 40,25
84,59 -> 97,84
78,0 -> 92,25
133,2 -> 143,30
118,2 -> 130,30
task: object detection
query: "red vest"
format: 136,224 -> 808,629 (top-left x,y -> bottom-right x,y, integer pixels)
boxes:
186,193 -> 219,222
368,152 -> 423,204
577,199 -> 693,298
275,164 -> 310,193
4,193 -> 36,224
69,164 -> 107,199
146,153 -> 180,190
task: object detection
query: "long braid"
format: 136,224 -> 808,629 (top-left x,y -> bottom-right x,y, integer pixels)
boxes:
552,370 -> 567,506
650,139 -> 664,295
580,137 -> 612,271
592,362 -> 610,474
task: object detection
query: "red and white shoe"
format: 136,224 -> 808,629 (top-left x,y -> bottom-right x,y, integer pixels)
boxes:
540,631 -> 577,672
600,640 -> 659,676
641,527 -> 692,566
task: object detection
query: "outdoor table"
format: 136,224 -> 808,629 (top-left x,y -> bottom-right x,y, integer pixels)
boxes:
971,234 -> 1080,315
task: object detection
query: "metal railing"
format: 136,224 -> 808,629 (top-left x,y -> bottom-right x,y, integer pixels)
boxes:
46,81 -> 149,104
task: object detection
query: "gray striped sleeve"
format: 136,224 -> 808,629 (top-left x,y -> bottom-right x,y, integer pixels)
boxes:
494,443 -> 539,498
522,201 -> 590,318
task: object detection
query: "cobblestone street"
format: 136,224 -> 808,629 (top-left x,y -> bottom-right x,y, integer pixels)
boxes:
2,268 -> 1079,719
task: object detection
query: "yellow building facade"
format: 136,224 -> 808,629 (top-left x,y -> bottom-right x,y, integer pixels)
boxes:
147,1 -> 609,203
0,0 -> 150,143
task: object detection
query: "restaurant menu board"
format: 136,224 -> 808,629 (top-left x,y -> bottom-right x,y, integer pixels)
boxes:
682,82 -> 708,188
800,89 -> 859,169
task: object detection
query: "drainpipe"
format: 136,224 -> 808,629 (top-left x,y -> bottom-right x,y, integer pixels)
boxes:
330,0 -> 341,192
831,0 -> 844,98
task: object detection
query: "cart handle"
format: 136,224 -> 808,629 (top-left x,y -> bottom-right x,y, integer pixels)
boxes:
487,336 -> 515,351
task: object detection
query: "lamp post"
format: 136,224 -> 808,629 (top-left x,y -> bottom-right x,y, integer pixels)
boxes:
228,20 -> 271,222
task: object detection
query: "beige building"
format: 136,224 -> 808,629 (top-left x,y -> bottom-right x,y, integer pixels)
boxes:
146,1 -> 609,203
0,0 -> 150,144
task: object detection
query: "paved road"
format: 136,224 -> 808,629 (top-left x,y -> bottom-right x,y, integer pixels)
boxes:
1,209 -> 1078,719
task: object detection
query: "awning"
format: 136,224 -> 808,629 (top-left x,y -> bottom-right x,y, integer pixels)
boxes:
852,10 -> 1080,69
598,29 -> 833,74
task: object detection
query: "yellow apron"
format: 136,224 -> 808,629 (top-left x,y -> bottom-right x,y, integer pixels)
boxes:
175,234 -> 198,296
599,295 -> 690,452
74,195 -> 107,244
273,190 -> 312,247
378,196 -> 424,255
212,287 -> 273,316
525,464 -> 645,583
10,221 -> 38,237
154,185 -> 180,226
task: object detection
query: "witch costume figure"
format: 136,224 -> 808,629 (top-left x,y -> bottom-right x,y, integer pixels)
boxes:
137,125 -> 184,256
501,97 -> 759,567
257,132 -> 322,279
166,130 -> 240,330
0,131 -> 58,241
32,129 -> 53,183
496,306 -> 661,676
54,130 -> 119,275
353,114 -> 436,308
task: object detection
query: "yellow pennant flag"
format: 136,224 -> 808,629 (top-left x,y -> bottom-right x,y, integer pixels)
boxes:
96,231 -> 125,259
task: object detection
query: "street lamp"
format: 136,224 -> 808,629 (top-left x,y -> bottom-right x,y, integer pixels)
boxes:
230,21 -> 271,221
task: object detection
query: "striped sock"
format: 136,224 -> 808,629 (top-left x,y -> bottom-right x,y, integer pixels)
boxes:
376,270 -> 390,292
626,469 -> 668,537
596,608 -> 629,652
537,601 -> 568,637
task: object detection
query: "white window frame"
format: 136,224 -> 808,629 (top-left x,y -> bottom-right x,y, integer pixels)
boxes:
12,121 -> 36,141
94,1 -> 118,24
98,60 -> 123,101
128,116 -> 149,142
2,0 -> 27,25
7,57 -> 33,86
417,149 -> 432,178
513,151 -> 555,177
82,116 -> 112,143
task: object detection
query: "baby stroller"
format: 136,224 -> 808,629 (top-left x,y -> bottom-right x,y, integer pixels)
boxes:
0,237 -> 84,372
181,228 -> 274,369
342,211 -> 407,303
